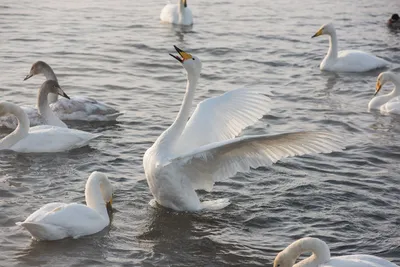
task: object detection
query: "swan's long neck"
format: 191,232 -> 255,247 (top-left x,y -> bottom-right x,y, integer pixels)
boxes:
85,179 -> 109,222
368,74 -> 400,110
37,86 -> 67,128
157,71 -> 199,149
325,30 -> 338,62
286,238 -> 330,267
42,66 -> 59,104
0,105 -> 30,150
178,0 -> 185,14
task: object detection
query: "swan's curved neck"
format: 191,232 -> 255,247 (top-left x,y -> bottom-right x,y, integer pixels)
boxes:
369,74 -> 400,110
37,86 -> 67,128
85,178 -> 109,222
41,66 -> 59,104
0,105 -> 30,150
325,30 -> 338,62
286,238 -> 330,267
157,71 -> 199,149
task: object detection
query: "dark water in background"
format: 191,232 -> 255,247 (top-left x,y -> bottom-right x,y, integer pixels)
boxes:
1,0 -> 400,266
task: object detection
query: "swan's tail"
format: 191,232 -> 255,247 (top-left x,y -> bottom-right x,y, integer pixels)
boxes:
200,198 -> 231,211
16,222 -> 67,241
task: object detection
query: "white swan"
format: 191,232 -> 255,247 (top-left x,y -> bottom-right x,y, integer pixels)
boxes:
24,61 -> 122,122
143,46 -> 345,212
368,72 -> 400,114
312,23 -> 390,72
0,87 -> 101,153
16,171 -> 113,241
160,0 -> 193,26
274,237 -> 398,267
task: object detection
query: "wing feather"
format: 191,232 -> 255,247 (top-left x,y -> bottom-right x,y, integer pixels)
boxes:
175,88 -> 271,154
170,131 -> 345,192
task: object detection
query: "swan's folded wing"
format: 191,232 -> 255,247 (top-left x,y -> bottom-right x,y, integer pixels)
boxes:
176,88 -> 271,154
170,131 -> 345,191
19,202 -> 66,224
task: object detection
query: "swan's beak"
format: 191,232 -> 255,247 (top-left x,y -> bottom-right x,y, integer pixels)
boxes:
374,80 -> 382,96
56,86 -> 70,100
169,45 -> 193,63
23,73 -> 33,81
106,199 -> 112,212
182,0 -> 187,8
312,28 -> 323,38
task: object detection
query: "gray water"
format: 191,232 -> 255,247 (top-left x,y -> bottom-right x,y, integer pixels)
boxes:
1,0 -> 400,266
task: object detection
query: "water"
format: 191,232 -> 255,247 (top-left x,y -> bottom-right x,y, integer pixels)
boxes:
1,0 -> 400,266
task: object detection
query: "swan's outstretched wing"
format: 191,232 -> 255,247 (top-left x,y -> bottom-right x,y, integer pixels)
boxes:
176,88 -> 271,154
170,131 -> 344,191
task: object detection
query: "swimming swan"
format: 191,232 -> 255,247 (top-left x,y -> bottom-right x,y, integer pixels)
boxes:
274,237 -> 398,267
368,72 -> 400,114
143,46 -> 345,212
24,61 -> 122,122
0,84 -> 101,153
160,0 -> 193,26
312,23 -> 390,72
16,171 -> 113,241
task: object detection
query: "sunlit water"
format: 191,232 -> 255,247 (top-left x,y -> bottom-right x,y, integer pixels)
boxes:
1,0 -> 400,266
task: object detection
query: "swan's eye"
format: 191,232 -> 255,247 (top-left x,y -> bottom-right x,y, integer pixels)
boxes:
192,58 -> 195,60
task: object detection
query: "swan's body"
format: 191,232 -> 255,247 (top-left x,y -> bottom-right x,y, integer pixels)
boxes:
312,23 -> 389,72
274,237 -> 398,267
160,0 -> 193,26
143,46 -> 345,212
24,61 -> 122,122
16,172 -> 113,241
368,72 -> 400,114
0,98 -> 101,153
387,14 -> 400,29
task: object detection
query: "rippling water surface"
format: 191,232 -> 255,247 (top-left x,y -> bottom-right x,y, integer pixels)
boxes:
1,0 -> 400,266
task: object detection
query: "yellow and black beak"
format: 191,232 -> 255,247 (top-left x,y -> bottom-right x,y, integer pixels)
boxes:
312,28 -> 323,38
183,0 -> 187,8
169,45 -> 193,63
106,198 -> 113,212
374,80 -> 382,96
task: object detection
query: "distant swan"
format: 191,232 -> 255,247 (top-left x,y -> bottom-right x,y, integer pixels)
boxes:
24,61 -> 122,122
143,46 -> 345,212
160,0 -> 193,26
0,84 -> 101,153
368,72 -> 400,114
274,237 -> 398,267
312,23 -> 390,72
16,171 -> 113,241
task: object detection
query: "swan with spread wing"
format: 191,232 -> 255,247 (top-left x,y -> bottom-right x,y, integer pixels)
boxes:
143,46 -> 345,212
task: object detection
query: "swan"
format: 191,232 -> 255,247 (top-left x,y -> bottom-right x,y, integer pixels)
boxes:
142,46 -> 345,212
0,85 -> 101,153
368,72 -> 400,114
160,0 -> 193,26
0,79 -> 70,129
387,14 -> 400,29
273,237 -> 398,267
312,23 -> 390,72
24,61 -> 122,122
16,171 -> 113,241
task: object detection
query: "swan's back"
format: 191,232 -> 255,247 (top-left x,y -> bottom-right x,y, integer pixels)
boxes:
10,125 -> 101,153
325,255 -> 398,267
328,50 -> 389,72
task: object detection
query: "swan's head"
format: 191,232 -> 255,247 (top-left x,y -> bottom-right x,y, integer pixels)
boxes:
375,72 -> 394,96
312,23 -> 335,38
87,171 -> 113,210
24,61 -> 50,81
170,45 -> 202,76
273,250 -> 296,267
181,0 -> 187,8
42,80 -> 70,99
